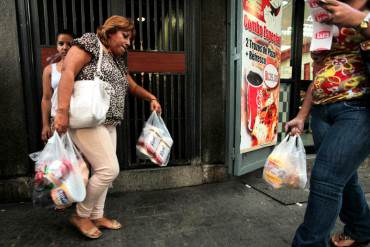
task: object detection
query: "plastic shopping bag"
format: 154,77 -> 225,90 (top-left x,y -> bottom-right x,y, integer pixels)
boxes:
30,132 -> 86,207
136,112 -> 174,166
263,135 -> 307,189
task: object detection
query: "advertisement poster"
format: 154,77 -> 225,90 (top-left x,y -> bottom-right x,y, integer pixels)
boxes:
240,0 -> 283,153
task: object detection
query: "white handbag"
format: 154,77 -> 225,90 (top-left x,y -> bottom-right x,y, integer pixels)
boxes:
52,41 -> 112,128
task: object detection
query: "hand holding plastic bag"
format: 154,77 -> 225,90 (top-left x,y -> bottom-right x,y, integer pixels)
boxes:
263,135 -> 307,189
30,132 -> 86,207
136,112 -> 173,166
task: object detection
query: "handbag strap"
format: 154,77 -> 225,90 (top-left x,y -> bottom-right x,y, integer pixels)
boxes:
96,40 -> 104,77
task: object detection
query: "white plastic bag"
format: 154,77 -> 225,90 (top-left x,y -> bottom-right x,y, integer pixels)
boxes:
136,112 -> 173,166
263,135 -> 307,189
30,132 -> 86,207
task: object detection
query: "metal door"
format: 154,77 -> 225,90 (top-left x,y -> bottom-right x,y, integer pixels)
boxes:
226,0 -> 274,176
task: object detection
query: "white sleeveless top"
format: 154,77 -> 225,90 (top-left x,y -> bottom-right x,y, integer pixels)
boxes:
51,63 -> 61,90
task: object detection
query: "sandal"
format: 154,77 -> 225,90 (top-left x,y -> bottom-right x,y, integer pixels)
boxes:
331,232 -> 370,247
69,214 -> 103,239
92,217 -> 122,230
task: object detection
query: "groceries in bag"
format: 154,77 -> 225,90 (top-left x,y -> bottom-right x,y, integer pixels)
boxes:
30,132 -> 86,207
136,112 -> 173,166
263,135 -> 307,189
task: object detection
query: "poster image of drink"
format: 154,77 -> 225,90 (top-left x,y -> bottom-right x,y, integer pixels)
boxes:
240,0 -> 282,153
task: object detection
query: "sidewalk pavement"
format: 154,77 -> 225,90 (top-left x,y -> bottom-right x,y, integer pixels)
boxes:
1,174 -> 369,247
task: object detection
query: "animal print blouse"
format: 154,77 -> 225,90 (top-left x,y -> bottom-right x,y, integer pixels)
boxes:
71,33 -> 129,126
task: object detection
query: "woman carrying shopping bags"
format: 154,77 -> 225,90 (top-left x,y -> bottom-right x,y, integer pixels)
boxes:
287,0 -> 370,246
54,16 -> 161,239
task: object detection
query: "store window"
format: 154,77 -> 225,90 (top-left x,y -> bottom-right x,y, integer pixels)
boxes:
280,0 -> 292,79
301,2 -> 314,80
299,1 -> 314,147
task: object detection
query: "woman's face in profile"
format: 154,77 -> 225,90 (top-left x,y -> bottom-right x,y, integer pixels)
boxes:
108,30 -> 132,56
56,34 -> 73,58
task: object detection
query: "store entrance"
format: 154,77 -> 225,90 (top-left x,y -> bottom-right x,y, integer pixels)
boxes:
227,0 -> 314,176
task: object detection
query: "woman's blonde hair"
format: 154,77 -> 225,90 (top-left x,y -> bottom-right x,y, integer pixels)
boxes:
96,15 -> 135,47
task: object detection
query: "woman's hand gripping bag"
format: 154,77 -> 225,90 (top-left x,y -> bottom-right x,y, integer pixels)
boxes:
136,112 -> 173,166
29,132 -> 86,207
263,135 -> 307,189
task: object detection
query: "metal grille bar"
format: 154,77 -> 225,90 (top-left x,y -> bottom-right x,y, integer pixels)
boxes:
123,0 -> 126,16
53,0 -> 58,38
43,0 -> 50,44
89,0 -> 94,32
98,0 -> 103,25
176,0 -> 180,50
161,0 -> 165,50
154,0 -> 158,50
169,0 -> 172,51
62,0 -> 67,29
81,0 -> 86,34
72,0 -> 77,34
138,0 -> 143,50
146,0 -> 151,50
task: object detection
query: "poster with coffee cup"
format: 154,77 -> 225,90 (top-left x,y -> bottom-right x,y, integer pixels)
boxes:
240,0 -> 282,153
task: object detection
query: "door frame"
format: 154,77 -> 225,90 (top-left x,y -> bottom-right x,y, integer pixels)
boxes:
226,0 -> 311,176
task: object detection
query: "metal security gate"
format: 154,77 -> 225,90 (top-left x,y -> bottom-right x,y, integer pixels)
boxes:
16,0 -> 200,170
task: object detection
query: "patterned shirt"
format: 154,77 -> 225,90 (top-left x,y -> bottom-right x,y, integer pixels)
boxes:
71,33 -> 129,125
312,27 -> 370,104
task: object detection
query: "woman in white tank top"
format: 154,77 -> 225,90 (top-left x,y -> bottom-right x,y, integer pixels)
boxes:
41,31 -> 74,142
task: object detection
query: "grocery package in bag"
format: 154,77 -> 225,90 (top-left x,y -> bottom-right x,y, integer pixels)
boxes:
30,132 -> 86,207
263,135 -> 307,189
136,111 -> 173,166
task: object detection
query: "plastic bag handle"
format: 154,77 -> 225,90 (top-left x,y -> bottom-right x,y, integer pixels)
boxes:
66,131 -> 83,159
146,111 -> 158,126
157,113 -> 171,136
287,135 -> 304,151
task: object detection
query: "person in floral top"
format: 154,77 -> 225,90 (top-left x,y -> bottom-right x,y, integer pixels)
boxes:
312,27 -> 370,104
286,0 -> 370,246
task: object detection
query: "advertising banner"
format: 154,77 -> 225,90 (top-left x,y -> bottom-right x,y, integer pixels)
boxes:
240,0 -> 283,153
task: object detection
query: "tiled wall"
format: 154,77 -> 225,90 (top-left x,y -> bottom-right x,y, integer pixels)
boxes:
277,83 -> 291,142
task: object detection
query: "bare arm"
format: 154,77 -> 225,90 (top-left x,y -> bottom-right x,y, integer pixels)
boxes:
41,65 -> 52,126
41,65 -> 52,141
54,46 -> 91,133
128,74 -> 156,100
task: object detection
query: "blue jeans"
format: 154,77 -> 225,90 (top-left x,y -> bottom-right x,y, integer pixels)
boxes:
292,100 -> 370,247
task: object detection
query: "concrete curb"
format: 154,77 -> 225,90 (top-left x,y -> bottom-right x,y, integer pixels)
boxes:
111,164 -> 229,193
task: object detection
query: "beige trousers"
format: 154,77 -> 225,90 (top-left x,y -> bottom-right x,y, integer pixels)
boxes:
69,125 -> 119,219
